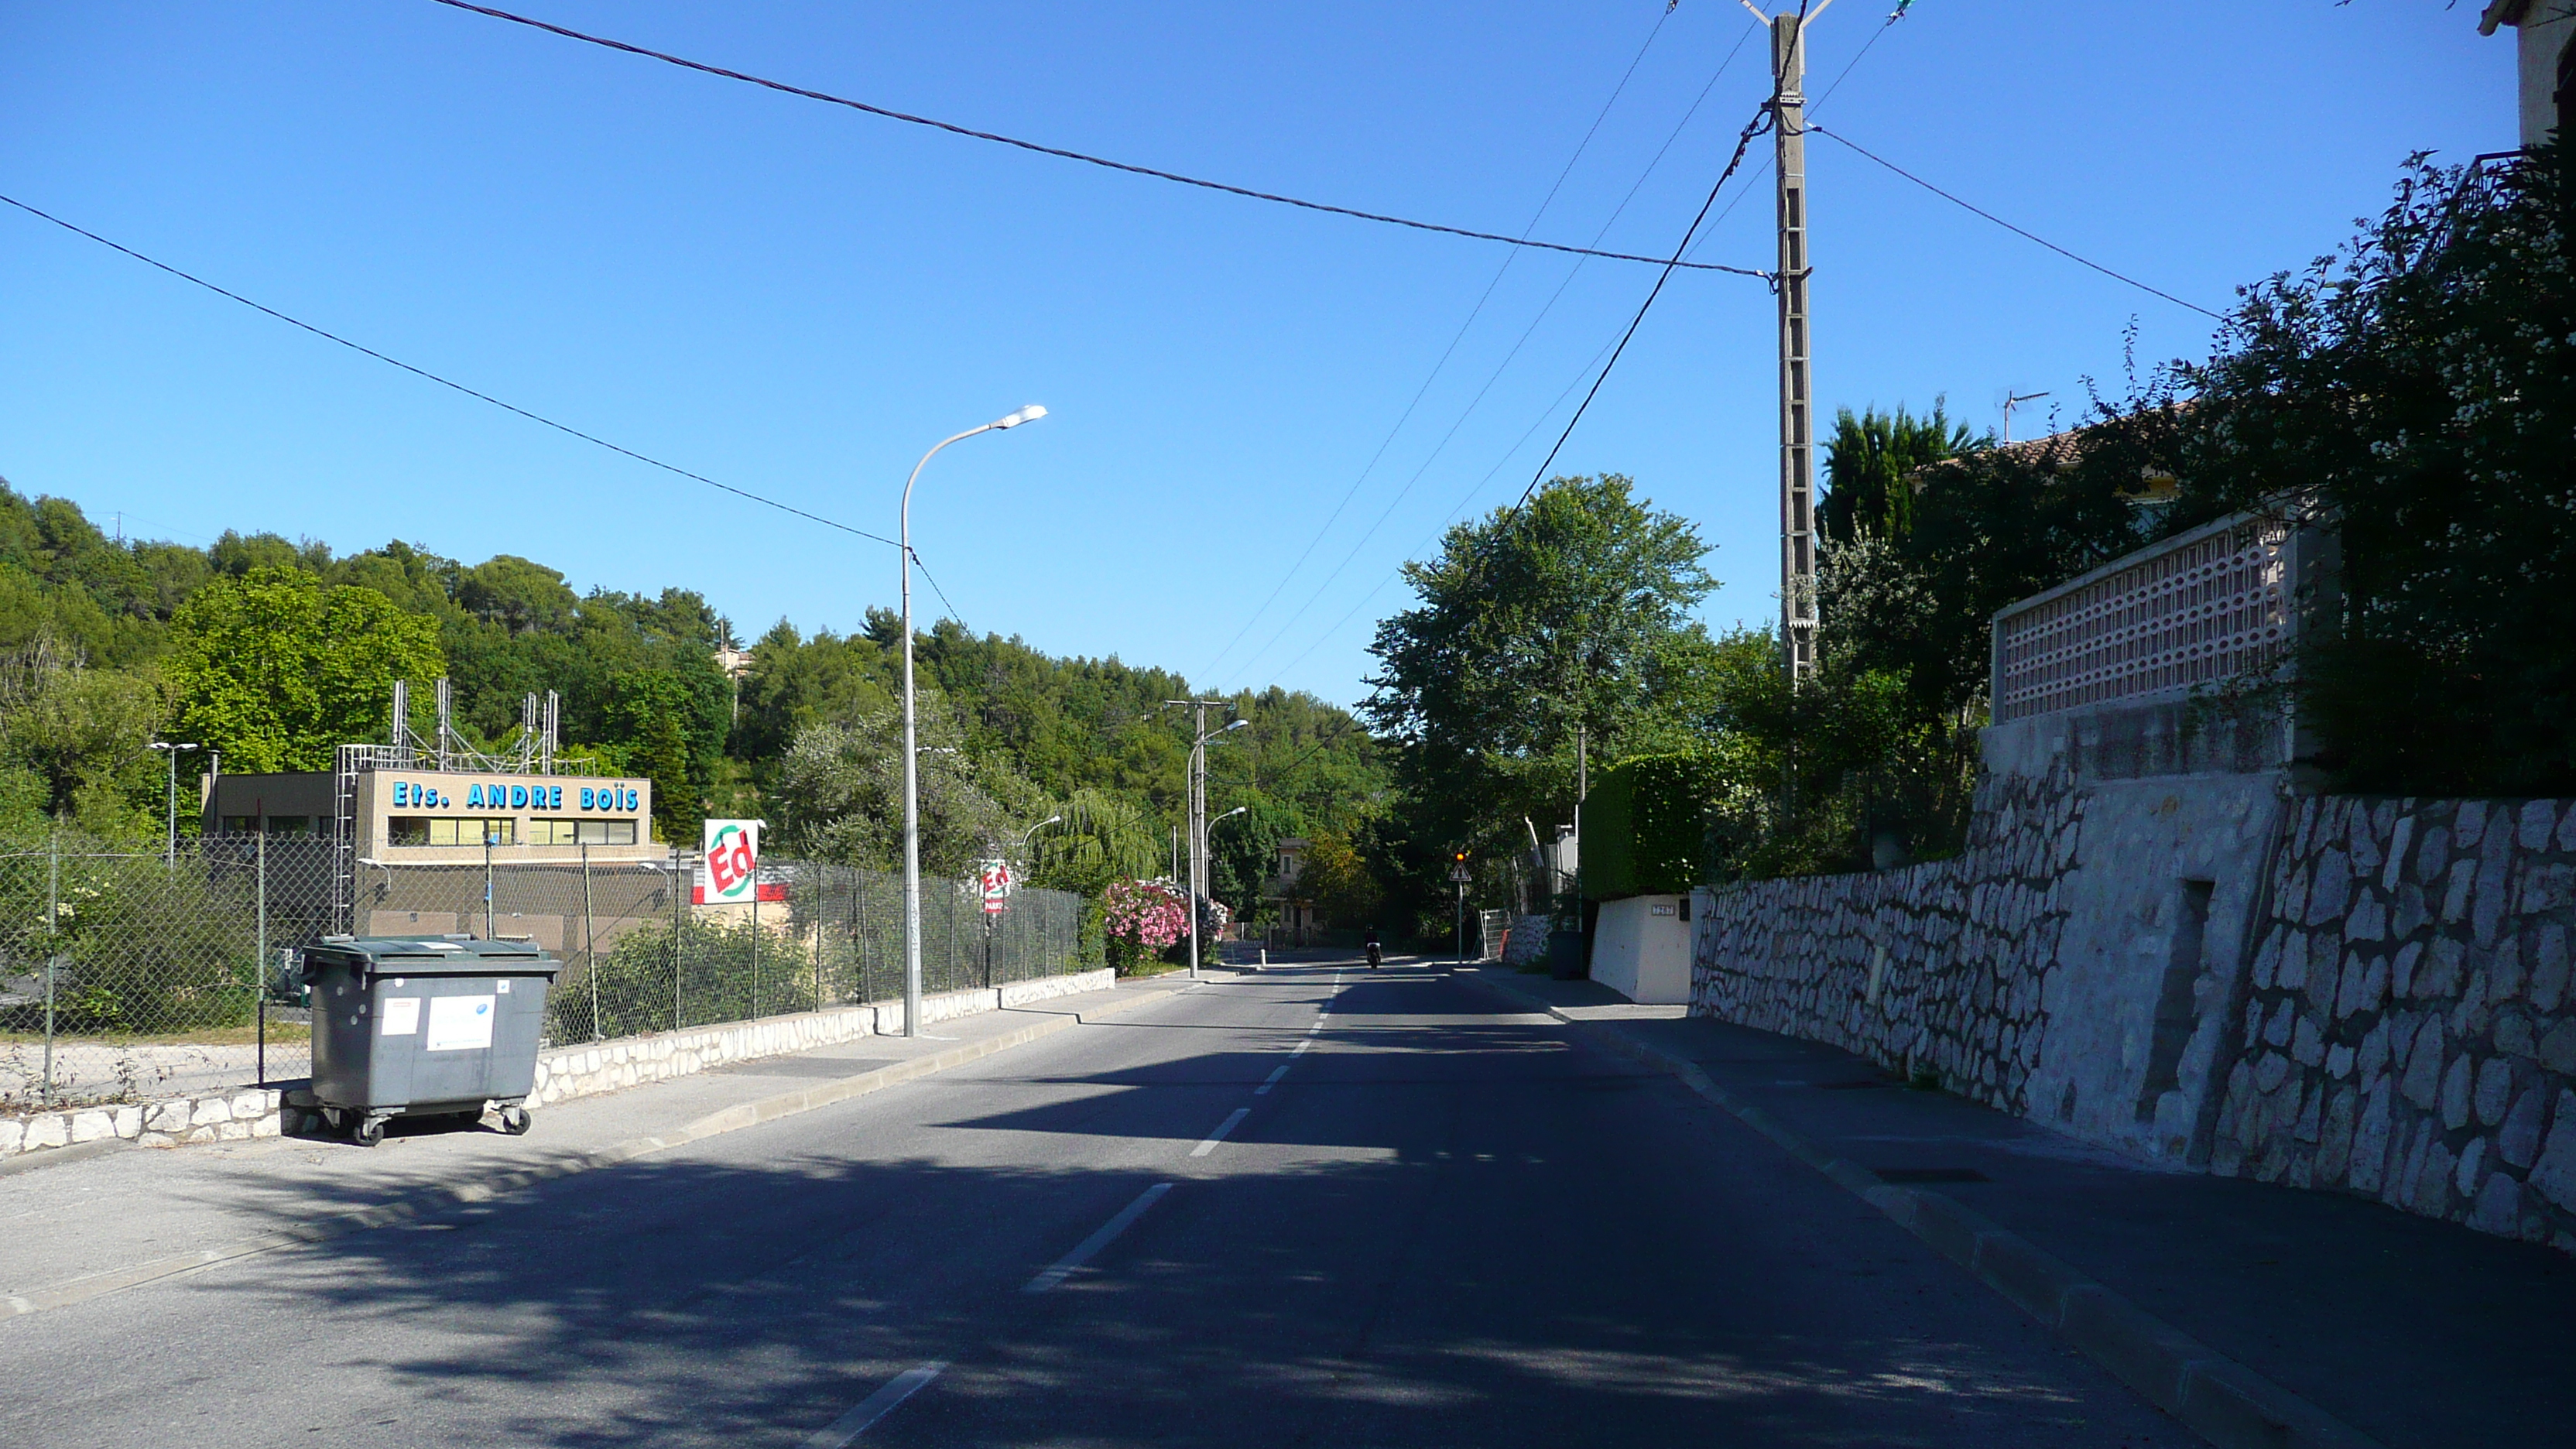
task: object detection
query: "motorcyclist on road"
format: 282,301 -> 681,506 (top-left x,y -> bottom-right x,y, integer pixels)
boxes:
1364,927 -> 1382,970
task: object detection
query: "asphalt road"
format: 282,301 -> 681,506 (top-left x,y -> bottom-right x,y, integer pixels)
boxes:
2,960 -> 2194,1447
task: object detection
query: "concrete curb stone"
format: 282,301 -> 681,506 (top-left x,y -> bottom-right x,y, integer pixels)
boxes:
1454,965 -> 2386,1449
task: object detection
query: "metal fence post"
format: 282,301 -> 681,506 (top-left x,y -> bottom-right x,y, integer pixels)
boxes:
750,868 -> 761,1019
581,841 -> 599,1040
43,824 -> 58,1107
813,870 -> 824,1013
672,849 -> 685,1032
255,831 -> 267,1087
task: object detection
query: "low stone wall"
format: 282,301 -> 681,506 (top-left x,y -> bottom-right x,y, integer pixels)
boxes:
0,1086 -> 286,1158
0,969 -> 1115,1164
2208,798 -> 2576,1252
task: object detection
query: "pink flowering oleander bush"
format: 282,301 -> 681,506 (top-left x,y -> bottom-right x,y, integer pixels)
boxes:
1102,878 -> 1188,972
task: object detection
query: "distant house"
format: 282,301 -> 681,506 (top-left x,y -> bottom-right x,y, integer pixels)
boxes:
2482,1 -> 2576,146
1265,836 -> 1320,945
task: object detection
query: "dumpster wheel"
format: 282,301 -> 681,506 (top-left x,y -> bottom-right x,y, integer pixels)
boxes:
498,1104 -> 533,1136
351,1115 -> 388,1148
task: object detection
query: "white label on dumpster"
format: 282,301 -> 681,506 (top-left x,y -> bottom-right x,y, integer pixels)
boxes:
381,997 -> 421,1036
426,995 -> 496,1051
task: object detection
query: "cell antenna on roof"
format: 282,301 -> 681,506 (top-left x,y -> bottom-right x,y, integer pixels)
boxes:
435,678 -> 454,772
542,691 -> 559,774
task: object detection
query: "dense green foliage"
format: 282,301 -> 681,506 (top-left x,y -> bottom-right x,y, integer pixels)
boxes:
2164,149 -> 2576,793
1582,752 -> 1724,900
1363,475 -> 1723,932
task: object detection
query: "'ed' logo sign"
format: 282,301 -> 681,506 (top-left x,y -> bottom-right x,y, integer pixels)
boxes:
703,820 -> 761,903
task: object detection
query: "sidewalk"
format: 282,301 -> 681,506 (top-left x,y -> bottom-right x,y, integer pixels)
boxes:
0,975 -> 1190,1315
1461,965 -> 2575,1449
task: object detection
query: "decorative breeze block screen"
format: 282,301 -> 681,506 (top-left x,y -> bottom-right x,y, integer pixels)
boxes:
1992,516 -> 2291,724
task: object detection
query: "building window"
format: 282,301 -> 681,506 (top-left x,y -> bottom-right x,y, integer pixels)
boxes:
529,818 -> 637,846
387,817 -> 517,847
221,816 -> 315,837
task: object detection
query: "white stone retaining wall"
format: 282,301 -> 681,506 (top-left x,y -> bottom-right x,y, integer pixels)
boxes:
1692,759 -> 2081,1120
2208,797 -> 2576,1252
0,969 -> 1115,1165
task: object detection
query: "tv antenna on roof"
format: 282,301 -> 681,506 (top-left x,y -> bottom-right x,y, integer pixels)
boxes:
2000,389 -> 2051,444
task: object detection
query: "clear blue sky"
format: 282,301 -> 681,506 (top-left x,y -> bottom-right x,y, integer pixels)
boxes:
0,2 -> 2516,708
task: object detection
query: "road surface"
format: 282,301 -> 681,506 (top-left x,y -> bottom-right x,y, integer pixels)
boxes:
1,959 -> 2191,1447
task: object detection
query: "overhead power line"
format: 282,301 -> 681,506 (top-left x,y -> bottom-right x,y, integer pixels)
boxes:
1199,2 -> 1715,685
425,0 -> 1774,279
1808,123 -> 2225,321
1506,104 -> 1776,516
0,190 -> 907,550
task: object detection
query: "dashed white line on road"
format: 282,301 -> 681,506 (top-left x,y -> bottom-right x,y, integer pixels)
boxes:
1291,1040 -> 1313,1057
1023,1183 -> 1175,1294
803,1362 -> 947,1445
1255,1063 -> 1291,1095
1190,1108 -> 1252,1157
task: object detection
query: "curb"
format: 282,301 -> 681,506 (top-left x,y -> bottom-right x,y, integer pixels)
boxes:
1454,968 -> 2385,1449
0,985 -> 1184,1322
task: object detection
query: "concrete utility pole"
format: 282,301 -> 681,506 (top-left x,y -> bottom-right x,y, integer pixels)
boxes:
1747,0 -> 1832,682
1163,700 -> 1243,980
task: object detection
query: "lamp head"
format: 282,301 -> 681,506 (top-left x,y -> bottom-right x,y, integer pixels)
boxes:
1223,719 -> 1249,732
993,405 -> 1048,430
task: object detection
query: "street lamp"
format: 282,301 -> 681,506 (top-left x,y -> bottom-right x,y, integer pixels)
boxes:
149,742 -> 201,866
1018,814 -> 1064,855
901,406 -> 1046,1039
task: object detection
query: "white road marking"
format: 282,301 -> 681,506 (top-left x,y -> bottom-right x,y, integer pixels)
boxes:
1255,1063 -> 1291,1095
1291,1040 -> 1313,1057
1190,1108 -> 1252,1157
1023,1183 -> 1175,1293
803,1362 -> 946,1446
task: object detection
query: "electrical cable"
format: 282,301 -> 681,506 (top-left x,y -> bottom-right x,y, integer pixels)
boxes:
1807,124 -> 2225,320
0,190 -> 910,550
909,550 -> 968,632
1218,22 -> 1769,686
424,0 -> 1771,279
1192,2 -> 1684,684
1505,104 -> 1774,516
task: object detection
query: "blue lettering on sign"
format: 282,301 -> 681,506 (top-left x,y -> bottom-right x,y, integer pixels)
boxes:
393,782 -> 409,807
549,786 -> 562,810
509,785 -> 527,810
580,786 -> 594,810
467,784 -> 484,809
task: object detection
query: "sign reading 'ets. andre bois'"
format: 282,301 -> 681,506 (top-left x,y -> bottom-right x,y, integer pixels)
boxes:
389,778 -> 643,814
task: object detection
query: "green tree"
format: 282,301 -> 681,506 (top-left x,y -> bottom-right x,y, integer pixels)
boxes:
773,687 -> 1039,877
2170,147 -> 2576,793
164,567 -> 444,772
0,641 -> 169,837
1818,402 -> 1982,545
1362,474 -> 1716,920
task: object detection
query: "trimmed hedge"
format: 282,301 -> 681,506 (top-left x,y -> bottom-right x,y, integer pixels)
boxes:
1584,752 -> 1714,900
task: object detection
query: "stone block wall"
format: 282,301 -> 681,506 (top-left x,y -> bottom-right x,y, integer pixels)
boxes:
2208,798 -> 2576,1252
1693,759 -> 2082,1118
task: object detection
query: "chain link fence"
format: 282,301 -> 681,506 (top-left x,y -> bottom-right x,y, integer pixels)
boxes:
1,829 -> 1089,1112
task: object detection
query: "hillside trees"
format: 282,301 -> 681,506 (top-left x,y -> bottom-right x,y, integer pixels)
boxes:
164,567 -> 444,772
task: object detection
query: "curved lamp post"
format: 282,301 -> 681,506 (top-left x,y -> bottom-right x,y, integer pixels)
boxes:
901,406 -> 1046,1037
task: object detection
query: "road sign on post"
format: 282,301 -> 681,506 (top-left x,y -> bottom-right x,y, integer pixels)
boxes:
978,859 -> 1012,916
1448,861 -> 1474,885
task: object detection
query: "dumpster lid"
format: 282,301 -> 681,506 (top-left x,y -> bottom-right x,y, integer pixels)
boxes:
309,936 -> 560,971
